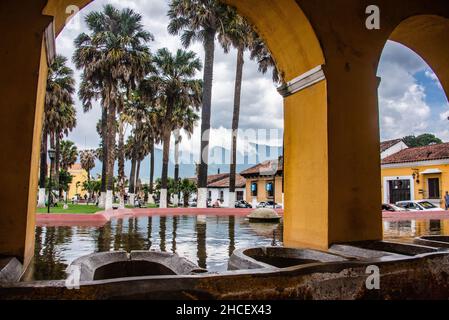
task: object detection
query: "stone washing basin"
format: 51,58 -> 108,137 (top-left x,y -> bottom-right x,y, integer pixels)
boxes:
67,251 -> 207,282
228,247 -> 348,270
414,236 -> 449,249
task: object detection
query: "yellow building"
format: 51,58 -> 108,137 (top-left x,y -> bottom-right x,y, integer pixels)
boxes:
67,164 -> 88,200
381,142 -> 449,209
240,158 -> 284,207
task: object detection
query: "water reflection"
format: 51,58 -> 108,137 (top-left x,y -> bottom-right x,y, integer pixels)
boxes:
30,215 -> 449,281
29,215 -> 283,281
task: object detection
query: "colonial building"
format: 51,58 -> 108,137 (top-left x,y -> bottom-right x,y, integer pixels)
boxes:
67,164 -> 88,200
240,158 -> 284,207
189,173 -> 247,207
381,142 -> 449,208
380,139 -> 409,160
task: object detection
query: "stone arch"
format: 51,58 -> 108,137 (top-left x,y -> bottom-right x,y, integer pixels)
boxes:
388,14 -> 449,99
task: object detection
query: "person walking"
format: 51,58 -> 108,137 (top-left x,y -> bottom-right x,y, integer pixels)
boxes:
444,191 -> 449,210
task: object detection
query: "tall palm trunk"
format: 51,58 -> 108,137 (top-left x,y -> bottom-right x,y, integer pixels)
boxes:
229,45 -> 244,208
55,133 -> 62,199
173,129 -> 181,207
148,138 -> 155,204
129,157 -> 137,204
136,160 -> 141,193
99,106 -> 108,208
160,126 -> 172,209
197,29 -> 216,208
106,104 -> 117,210
38,128 -> 48,208
118,119 -> 125,209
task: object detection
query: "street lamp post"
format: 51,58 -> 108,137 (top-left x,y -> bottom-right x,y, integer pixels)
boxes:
47,148 -> 56,214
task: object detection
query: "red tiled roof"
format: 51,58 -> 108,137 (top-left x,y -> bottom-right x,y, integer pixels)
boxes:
240,157 -> 283,177
208,175 -> 246,188
380,139 -> 404,153
382,143 -> 449,164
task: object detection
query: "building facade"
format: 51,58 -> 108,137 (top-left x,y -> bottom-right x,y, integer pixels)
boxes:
67,164 -> 88,200
240,158 -> 284,207
381,143 -> 449,208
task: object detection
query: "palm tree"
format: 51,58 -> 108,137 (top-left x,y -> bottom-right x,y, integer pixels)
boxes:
73,4 -> 153,209
80,149 -> 96,182
218,10 -> 282,208
141,48 -> 202,208
168,0 -> 228,208
218,10 -> 255,208
39,55 -> 76,207
172,106 -> 200,206
60,140 -> 78,171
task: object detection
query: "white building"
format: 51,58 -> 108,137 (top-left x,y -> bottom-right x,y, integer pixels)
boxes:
381,139 -> 409,160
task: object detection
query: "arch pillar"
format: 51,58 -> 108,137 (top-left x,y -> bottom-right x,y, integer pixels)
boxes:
0,1 -> 52,268
282,63 -> 383,249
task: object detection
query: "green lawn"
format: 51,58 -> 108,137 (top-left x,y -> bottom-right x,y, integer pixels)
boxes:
36,204 -> 102,214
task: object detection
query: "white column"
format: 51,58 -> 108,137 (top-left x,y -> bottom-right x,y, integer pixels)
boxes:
147,194 -> 155,205
37,188 -> 46,208
160,189 -> 168,209
197,188 -> 208,208
173,194 -> 179,207
105,190 -> 113,210
228,192 -> 236,209
129,193 -> 136,207
98,192 -> 106,209
119,195 -> 125,209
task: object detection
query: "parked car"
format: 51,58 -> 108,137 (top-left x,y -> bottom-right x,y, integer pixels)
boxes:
382,203 -> 407,212
256,202 -> 267,208
257,201 -> 282,209
235,200 -> 253,208
189,201 -> 197,208
396,200 -> 445,212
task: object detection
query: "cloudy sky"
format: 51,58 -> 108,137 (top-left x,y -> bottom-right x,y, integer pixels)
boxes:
57,0 -> 449,167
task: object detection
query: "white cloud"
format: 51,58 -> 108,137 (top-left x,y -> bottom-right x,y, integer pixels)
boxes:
378,41 -> 447,141
56,0 -> 283,159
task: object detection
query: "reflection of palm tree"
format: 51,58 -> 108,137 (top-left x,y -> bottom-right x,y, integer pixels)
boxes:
172,216 -> 179,253
228,216 -> 235,257
96,222 -> 112,252
196,218 -> 207,269
160,216 -> 167,252
33,227 -> 67,280
114,219 -> 124,251
147,217 -> 153,250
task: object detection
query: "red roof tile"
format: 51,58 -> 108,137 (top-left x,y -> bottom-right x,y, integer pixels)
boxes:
240,157 -> 283,177
208,175 -> 247,188
382,143 -> 449,164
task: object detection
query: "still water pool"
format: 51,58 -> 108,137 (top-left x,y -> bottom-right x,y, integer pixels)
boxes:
27,215 -> 449,281
28,215 -> 283,281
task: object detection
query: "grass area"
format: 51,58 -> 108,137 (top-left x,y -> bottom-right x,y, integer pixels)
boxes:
36,204 -> 102,214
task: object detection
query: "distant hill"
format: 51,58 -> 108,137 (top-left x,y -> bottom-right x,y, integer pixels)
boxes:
90,143 -> 283,182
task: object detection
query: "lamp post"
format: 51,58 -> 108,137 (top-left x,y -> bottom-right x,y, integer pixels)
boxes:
47,148 -> 56,214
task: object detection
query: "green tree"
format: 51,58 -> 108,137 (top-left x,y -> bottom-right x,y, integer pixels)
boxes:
168,0 -> 229,208
179,178 -> 197,207
73,4 -> 153,208
58,169 -> 74,204
60,140 -> 78,171
403,134 -> 443,148
80,149 -> 96,181
41,55 -> 76,206
141,48 -> 202,208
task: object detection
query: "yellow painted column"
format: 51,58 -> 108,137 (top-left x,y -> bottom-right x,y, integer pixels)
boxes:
0,1 -> 51,268
283,64 -> 383,250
